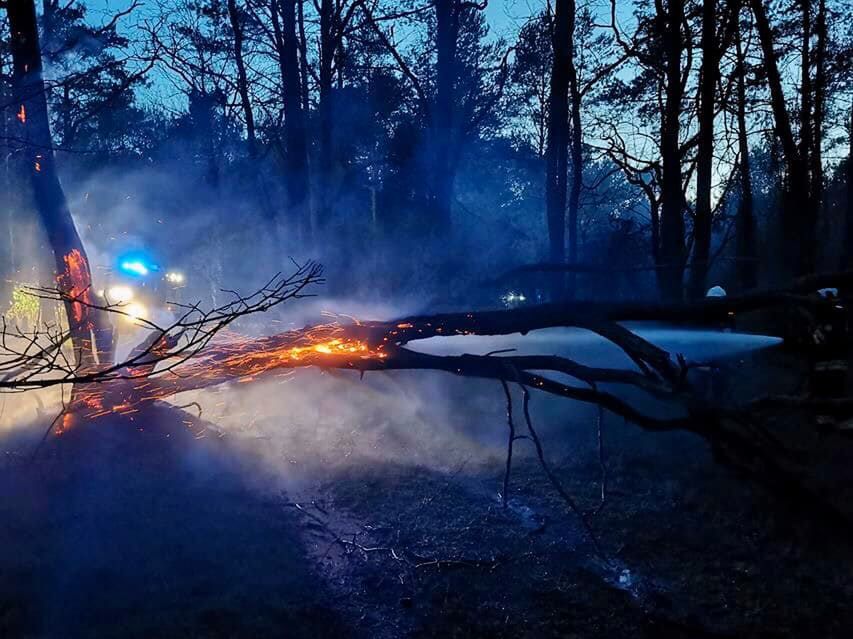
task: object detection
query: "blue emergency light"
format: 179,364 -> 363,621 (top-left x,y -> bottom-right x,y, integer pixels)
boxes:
117,252 -> 159,278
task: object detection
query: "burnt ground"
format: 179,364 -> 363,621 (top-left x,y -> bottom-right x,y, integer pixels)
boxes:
2,346 -> 853,638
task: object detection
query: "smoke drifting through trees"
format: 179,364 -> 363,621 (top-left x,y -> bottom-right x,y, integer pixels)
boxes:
2,0 -> 848,308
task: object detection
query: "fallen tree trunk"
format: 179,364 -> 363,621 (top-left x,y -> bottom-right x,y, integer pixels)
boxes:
11,267 -> 853,533
20,267 -> 849,428
100,306 -> 848,535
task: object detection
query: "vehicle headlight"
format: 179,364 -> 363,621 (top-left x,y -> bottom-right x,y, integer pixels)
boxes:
106,286 -> 134,304
165,271 -> 185,284
123,302 -> 148,323
501,291 -> 526,305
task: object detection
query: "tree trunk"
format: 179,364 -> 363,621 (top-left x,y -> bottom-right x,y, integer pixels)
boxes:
749,0 -> 811,278
566,0 -> 582,299
545,0 -> 571,300
844,107 -> 853,270
430,0 -> 460,237
228,0 -> 278,225
659,0 -> 686,301
811,0 -> 827,236
272,0 -> 310,242
7,0 -> 113,368
297,0 -> 310,112
688,0 -> 717,299
798,0 -> 812,187
226,0 -> 257,157
734,25 -> 758,291
798,0 -> 818,272
189,89 -> 222,189
316,0 -> 335,232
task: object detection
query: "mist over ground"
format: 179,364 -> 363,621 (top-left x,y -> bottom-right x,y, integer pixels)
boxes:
1,0 -> 852,636
1,323 -> 796,637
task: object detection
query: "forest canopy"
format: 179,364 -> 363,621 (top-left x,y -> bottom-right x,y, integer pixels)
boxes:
1,0 -> 849,310
1,3 -> 853,636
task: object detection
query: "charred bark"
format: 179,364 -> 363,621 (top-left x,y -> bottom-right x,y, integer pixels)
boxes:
6,0 -> 113,368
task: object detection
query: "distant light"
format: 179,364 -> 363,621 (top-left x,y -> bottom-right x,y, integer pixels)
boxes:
123,302 -> 148,323
502,291 -> 527,305
165,271 -> 185,284
120,260 -> 149,276
105,286 -> 134,304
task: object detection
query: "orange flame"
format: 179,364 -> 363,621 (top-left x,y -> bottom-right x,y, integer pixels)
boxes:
56,412 -> 75,435
151,324 -> 390,398
73,323 -> 394,422
61,248 -> 93,326
16,105 -> 26,123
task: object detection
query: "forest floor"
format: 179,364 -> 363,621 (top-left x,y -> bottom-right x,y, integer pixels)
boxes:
1,345 -> 853,638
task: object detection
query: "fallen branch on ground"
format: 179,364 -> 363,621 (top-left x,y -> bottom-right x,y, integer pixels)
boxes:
6,266 -> 853,537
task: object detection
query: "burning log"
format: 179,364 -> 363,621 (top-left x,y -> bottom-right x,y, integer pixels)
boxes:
4,264 -> 849,434
6,264 -> 853,533
0,261 -> 325,393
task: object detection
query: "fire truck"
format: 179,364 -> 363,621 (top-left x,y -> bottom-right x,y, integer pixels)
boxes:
96,252 -> 186,326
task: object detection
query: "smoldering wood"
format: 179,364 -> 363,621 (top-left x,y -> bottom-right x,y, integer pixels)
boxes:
6,0 -> 115,368
5,267 -> 853,535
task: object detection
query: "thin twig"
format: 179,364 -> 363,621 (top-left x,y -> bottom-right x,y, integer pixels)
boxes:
593,404 -> 608,516
30,385 -> 68,462
518,379 -> 608,562
500,378 -> 516,508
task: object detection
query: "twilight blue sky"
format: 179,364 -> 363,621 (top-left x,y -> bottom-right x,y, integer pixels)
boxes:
85,0 -> 540,40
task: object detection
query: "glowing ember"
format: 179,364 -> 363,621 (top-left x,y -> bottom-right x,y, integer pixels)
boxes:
71,322 -> 397,422
16,105 -> 26,123
61,249 -> 94,326
289,338 -> 370,358
56,412 -> 75,435
203,326 -> 388,379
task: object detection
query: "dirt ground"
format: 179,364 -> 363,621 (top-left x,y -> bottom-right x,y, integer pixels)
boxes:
2,345 -> 852,638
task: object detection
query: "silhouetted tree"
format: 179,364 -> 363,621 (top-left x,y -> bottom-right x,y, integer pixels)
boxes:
733,14 -> 758,291
5,0 -> 113,366
544,0 -> 570,299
